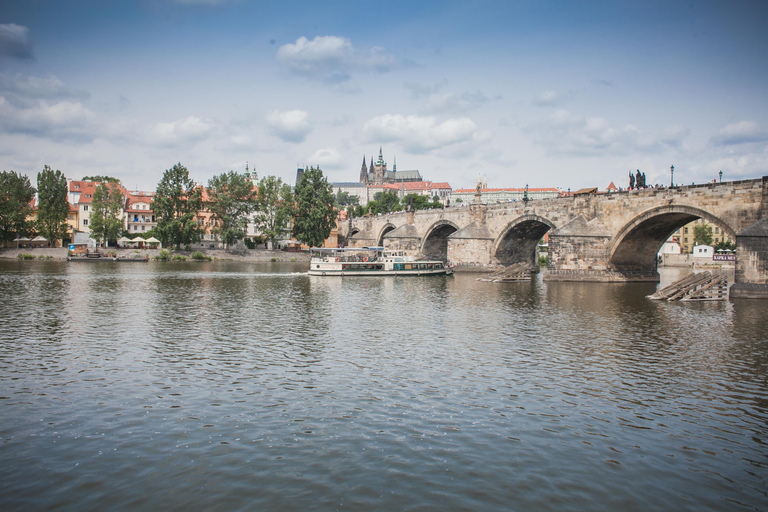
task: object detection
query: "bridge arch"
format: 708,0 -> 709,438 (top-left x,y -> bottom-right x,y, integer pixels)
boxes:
377,223 -> 396,247
493,215 -> 556,267
610,205 -> 737,271
421,220 -> 460,262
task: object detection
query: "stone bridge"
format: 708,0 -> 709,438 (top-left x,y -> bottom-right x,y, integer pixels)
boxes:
341,177 -> 768,296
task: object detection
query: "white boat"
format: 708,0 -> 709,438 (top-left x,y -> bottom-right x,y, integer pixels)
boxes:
308,247 -> 454,276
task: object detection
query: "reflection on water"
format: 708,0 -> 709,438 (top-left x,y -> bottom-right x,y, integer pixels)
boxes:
0,261 -> 766,511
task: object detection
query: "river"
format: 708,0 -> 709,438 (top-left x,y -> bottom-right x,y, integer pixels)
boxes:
1,261 -> 766,511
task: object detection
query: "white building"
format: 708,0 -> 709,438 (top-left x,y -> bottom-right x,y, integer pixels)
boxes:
692,244 -> 714,258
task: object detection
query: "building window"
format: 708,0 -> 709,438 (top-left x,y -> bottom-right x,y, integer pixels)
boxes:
684,227 -> 688,234
85,194 -> 91,198
83,220 -> 88,226
83,205 -> 88,211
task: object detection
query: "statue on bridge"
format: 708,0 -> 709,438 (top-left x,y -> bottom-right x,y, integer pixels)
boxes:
642,172 -> 647,189
635,170 -> 643,189
629,170 -> 635,190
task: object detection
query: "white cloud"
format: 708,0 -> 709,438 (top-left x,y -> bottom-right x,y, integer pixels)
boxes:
533,90 -> 561,107
276,36 -> 397,82
266,109 -> 311,143
405,81 -> 498,115
306,147 -> 344,170
0,73 -> 88,107
147,116 -> 213,146
659,125 -> 690,148
530,110 -> 678,156
0,96 -> 98,142
0,24 -> 33,59
363,114 -> 478,154
711,121 -> 767,145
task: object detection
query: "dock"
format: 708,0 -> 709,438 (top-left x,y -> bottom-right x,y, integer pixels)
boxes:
647,271 -> 729,301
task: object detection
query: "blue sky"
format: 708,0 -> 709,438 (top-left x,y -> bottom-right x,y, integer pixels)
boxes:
1,0 -> 766,192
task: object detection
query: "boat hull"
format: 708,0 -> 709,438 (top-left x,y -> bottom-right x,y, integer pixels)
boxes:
308,268 -> 452,276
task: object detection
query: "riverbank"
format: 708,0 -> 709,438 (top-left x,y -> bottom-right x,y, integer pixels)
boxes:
0,247 -> 310,262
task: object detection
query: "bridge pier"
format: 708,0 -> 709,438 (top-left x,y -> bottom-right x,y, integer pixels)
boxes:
731,216 -> 768,298
543,215 -> 659,282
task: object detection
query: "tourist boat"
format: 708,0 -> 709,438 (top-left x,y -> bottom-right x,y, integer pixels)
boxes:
308,247 -> 454,276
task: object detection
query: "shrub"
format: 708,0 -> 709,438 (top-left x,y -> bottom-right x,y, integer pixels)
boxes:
173,255 -> 187,261
17,253 -> 34,260
155,249 -> 171,261
538,255 -> 548,266
190,251 -> 211,261
185,245 -> 191,251
270,257 -> 278,262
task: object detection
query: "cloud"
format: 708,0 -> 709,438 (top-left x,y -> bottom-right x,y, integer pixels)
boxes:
405,81 -> 499,115
529,109 -> 684,156
266,109 -> 311,143
147,116 -> 213,146
276,36 -> 398,82
363,114 -> 478,154
0,96 -> 98,142
711,121 -> 767,146
306,147 -> 344,170
0,24 -> 33,59
659,125 -> 690,148
533,90 -> 562,107
592,79 -> 614,88
0,73 -> 89,107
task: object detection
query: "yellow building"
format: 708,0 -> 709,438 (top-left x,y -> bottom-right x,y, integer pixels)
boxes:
669,218 -> 733,253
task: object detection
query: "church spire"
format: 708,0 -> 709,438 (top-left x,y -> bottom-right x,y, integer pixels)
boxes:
360,155 -> 368,184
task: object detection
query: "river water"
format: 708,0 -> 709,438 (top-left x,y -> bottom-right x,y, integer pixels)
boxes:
0,260 -> 766,511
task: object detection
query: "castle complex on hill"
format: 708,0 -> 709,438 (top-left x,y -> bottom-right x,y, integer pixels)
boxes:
359,148 -> 422,185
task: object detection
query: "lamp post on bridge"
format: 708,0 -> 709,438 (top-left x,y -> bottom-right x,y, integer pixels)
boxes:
670,165 -> 674,187
719,170 -> 723,183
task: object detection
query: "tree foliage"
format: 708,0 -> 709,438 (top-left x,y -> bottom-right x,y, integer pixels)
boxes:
401,193 -> 442,211
206,170 -> 258,247
89,182 -> 125,245
0,171 -> 35,244
82,175 -> 121,184
152,163 -> 203,248
366,190 -> 402,215
693,223 -> 713,247
36,166 -> 70,245
292,166 -> 337,248
253,175 -> 293,247
335,190 -> 359,207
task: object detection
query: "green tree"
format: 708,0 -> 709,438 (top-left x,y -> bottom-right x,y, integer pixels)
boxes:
36,166 -> 70,246
401,193 -> 433,210
253,175 -> 293,247
0,171 -> 35,245
714,239 -> 736,252
335,190 -> 359,207
82,175 -> 121,184
207,170 -> 258,247
371,190 -> 401,214
693,223 -> 713,248
152,163 -> 203,249
292,166 -> 337,247
89,182 -> 125,245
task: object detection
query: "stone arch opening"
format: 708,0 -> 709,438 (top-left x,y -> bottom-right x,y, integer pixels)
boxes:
493,215 -> 555,267
377,224 -> 396,247
421,220 -> 459,262
610,205 -> 736,272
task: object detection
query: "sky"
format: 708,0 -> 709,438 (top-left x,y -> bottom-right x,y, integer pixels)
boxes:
1,0 -> 767,193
